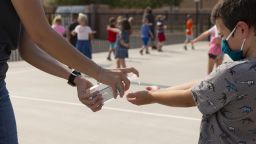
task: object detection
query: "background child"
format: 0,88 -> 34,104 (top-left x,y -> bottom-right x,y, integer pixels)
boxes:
184,14 -> 195,50
192,25 -> 224,74
156,15 -> 167,52
106,17 -> 118,61
67,13 -> 79,47
51,15 -> 66,37
115,19 -> 131,68
116,16 -> 124,29
140,18 -> 153,55
72,13 -> 94,59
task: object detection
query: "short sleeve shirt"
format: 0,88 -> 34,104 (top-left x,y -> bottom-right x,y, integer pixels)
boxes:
0,0 -> 21,78
192,60 -> 256,143
141,24 -> 151,38
186,20 -> 193,35
74,25 -> 92,40
52,24 -> 66,37
208,25 -> 222,55
0,0 -> 21,52
116,31 -> 129,49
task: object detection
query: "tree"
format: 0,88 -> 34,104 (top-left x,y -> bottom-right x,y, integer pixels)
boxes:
46,0 -> 183,8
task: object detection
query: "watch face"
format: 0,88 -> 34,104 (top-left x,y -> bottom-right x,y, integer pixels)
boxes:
68,81 -> 76,87
68,73 -> 77,87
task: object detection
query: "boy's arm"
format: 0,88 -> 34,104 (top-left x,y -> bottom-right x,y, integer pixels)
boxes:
127,81 -> 197,107
164,80 -> 197,91
127,88 -> 196,107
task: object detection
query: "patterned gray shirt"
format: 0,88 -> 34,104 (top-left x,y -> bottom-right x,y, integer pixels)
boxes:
192,60 -> 256,144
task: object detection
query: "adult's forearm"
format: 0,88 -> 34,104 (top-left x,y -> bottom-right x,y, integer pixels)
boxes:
35,28 -> 100,80
12,0 -> 101,81
19,31 -> 71,80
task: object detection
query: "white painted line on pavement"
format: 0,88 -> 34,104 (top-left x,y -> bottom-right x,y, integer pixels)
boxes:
11,95 -> 201,122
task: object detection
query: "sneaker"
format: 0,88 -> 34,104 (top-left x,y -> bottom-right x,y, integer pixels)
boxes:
146,51 -> 150,54
107,57 -> 111,61
192,46 -> 195,50
139,50 -> 143,55
158,49 -> 163,52
184,46 -> 187,50
152,46 -> 157,50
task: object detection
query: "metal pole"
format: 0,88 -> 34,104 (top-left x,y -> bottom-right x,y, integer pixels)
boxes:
195,1 -> 199,37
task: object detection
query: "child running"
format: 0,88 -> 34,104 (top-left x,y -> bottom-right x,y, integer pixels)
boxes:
127,0 -> 256,143
140,18 -> 153,55
72,13 -> 94,59
115,19 -> 131,68
156,15 -> 167,52
184,14 -> 195,50
106,17 -> 118,61
192,25 -> 224,74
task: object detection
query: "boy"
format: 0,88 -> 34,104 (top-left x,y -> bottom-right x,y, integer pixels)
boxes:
127,0 -> 256,143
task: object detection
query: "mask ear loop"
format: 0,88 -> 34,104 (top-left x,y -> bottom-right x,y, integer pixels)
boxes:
226,26 -> 237,41
240,39 -> 246,51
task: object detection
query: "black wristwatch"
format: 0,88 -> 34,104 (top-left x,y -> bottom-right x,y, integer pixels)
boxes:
67,71 -> 80,87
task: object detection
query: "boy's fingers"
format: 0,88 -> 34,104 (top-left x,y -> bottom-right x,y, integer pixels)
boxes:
146,87 -> 152,91
126,93 -> 137,99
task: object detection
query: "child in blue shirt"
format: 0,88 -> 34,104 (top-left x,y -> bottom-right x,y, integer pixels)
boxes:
140,18 -> 153,55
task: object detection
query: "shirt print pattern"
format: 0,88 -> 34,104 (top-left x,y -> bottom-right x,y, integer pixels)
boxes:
192,60 -> 256,144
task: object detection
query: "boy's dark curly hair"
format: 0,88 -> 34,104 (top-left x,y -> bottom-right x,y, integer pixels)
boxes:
211,0 -> 256,33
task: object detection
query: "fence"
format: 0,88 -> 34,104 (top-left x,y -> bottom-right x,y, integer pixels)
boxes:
46,12 -> 212,38
9,12 -> 212,62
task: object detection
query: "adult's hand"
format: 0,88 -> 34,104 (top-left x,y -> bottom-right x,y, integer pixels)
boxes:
98,67 -> 139,98
75,76 -> 103,112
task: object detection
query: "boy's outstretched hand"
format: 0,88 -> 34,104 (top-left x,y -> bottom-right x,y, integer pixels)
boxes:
127,86 -> 160,106
126,91 -> 155,106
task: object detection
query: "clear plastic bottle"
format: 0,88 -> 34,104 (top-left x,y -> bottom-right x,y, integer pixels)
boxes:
89,74 -> 140,102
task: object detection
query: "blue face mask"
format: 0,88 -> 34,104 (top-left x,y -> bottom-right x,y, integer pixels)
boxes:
221,26 -> 246,61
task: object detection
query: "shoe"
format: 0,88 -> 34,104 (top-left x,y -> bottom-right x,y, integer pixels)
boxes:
107,57 -> 111,61
184,46 -> 187,50
158,49 -> 163,52
146,51 -> 150,54
192,46 -> 195,50
152,46 -> 157,50
139,50 -> 143,55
